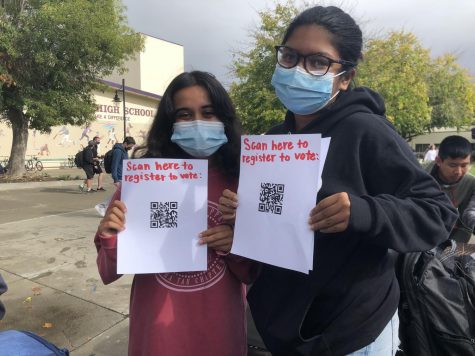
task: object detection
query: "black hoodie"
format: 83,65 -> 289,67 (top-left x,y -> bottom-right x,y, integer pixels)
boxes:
247,87 -> 458,355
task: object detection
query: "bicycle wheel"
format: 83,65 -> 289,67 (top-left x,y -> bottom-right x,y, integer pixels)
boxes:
36,161 -> 43,171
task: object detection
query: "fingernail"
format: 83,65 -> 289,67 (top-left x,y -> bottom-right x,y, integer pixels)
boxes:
198,238 -> 204,245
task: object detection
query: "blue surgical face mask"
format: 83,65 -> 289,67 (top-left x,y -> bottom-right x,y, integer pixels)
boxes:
171,120 -> 228,158
271,65 -> 345,115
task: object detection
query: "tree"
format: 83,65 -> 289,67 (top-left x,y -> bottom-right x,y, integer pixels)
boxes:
229,1 -> 299,134
356,32 -> 475,140
355,32 -> 433,140
427,54 -> 475,131
0,0 -> 143,177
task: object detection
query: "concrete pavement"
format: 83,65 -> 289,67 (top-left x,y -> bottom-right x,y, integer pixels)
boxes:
0,168 -> 270,356
0,170 -> 132,355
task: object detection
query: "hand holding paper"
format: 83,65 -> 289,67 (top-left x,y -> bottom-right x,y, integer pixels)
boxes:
97,200 -> 127,237
199,224 -> 234,253
218,189 -> 239,224
308,192 -> 351,233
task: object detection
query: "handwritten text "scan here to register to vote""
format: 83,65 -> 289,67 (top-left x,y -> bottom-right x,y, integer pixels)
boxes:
124,161 -> 202,184
242,137 -> 319,166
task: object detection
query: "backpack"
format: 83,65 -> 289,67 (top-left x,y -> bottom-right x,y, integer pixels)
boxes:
74,150 -> 84,168
0,330 -> 69,356
397,239 -> 475,355
103,149 -> 113,174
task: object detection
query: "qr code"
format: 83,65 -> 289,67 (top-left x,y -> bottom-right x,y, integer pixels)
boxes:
150,202 -> 178,228
258,183 -> 284,215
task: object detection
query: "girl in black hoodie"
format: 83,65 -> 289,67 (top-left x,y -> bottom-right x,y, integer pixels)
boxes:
219,5 -> 458,356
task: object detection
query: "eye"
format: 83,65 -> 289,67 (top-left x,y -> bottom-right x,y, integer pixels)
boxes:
175,110 -> 193,120
278,48 -> 298,67
202,109 -> 216,118
306,55 -> 331,73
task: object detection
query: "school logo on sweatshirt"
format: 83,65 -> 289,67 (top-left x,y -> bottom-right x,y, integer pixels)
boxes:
155,201 -> 227,292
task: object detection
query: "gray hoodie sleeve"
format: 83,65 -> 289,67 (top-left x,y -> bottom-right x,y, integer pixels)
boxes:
461,189 -> 475,230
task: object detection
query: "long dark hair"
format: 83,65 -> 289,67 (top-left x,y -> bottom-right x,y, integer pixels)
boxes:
133,71 -> 241,178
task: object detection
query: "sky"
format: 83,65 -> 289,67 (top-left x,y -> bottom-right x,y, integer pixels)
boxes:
121,0 -> 475,88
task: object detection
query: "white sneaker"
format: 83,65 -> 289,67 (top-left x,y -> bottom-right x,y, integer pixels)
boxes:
79,184 -> 84,191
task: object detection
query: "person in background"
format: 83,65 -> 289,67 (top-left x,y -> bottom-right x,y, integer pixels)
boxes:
424,144 -> 438,162
81,136 -> 106,191
110,136 -> 136,187
94,71 -> 258,355
92,136 -> 106,191
80,140 -> 97,193
218,5 -> 457,355
107,127 -> 118,146
424,135 -> 475,243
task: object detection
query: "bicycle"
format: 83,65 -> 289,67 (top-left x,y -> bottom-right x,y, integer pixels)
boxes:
25,156 -> 43,172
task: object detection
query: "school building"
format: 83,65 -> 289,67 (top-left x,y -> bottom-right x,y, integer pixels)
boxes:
0,34 -> 184,167
409,127 -> 474,159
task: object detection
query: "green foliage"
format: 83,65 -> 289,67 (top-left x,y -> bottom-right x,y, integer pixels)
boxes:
355,32 -> 433,139
0,0 -> 144,131
356,32 -> 475,139
427,54 -> 475,130
230,1 -> 299,134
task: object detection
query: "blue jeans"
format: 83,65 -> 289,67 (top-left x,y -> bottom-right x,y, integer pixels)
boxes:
346,310 -> 399,356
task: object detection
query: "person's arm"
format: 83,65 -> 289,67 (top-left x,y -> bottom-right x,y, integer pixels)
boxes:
308,118 -> 457,253
94,189 -> 124,284
346,121 -> 457,252
461,188 -> 475,230
94,231 -> 121,285
111,150 -> 121,183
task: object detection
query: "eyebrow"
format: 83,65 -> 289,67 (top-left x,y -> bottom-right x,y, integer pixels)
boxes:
286,46 -> 337,59
175,104 -> 214,111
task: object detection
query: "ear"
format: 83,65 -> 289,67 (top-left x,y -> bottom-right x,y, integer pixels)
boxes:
338,68 -> 356,91
435,156 -> 442,166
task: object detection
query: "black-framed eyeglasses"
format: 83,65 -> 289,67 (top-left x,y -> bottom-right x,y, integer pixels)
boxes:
275,45 -> 355,76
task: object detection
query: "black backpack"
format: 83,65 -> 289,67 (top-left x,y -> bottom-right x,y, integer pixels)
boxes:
103,149 -> 113,174
397,240 -> 475,355
74,150 -> 84,168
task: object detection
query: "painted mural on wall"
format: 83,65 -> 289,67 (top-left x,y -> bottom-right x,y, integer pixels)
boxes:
0,97 -> 157,160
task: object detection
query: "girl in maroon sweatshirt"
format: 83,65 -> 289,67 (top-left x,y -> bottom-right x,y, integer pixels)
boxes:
95,71 -> 258,356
